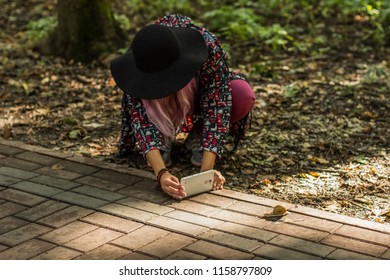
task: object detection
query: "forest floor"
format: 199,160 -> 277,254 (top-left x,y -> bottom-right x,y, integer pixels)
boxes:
1,1 -> 389,224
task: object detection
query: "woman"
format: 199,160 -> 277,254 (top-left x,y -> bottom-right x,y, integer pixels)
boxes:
111,14 -> 255,200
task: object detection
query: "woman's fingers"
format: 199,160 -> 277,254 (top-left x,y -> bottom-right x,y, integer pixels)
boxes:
160,171 -> 225,199
161,175 -> 186,200
163,186 -> 185,199
213,170 -> 225,190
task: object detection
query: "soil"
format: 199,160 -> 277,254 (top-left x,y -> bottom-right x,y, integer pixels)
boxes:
1,0 -> 389,224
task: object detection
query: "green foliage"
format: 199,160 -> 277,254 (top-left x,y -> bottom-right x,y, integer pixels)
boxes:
114,14 -> 132,32
202,6 -> 292,51
123,0 -> 196,24
365,2 -> 390,45
283,83 -> 300,99
202,7 -> 262,41
26,16 -> 57,41
363,62 -> 389,83
117,0 -> 390,62
63,117 -> 78,126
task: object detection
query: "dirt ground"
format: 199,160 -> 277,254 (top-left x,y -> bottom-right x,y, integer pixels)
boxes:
1,0 -> 389,224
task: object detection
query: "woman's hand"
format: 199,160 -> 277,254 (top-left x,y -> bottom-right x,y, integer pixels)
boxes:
160,172 -> 187,200
213,170 -> 225,190
200,151 -> 224,190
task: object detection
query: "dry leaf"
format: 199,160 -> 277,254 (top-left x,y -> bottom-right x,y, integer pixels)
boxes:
2,124 -> 12,139
283,158 -> 295,166
88,143 -> 103,149
241,169 -> 257,175
280,175 -> 293,182
308,155 -> 329,164
298,173 -> 308,178
51,164 -> 64,170
308,171 -> 320,177
362,111 -> 378,119
380,208 -> 390,216
353,197 -> 370,205
340,200 -> 349,207
109,78 -> 116,86
68,129 -> 81,139
41,77 -> 50,84
262,179 -> 272,185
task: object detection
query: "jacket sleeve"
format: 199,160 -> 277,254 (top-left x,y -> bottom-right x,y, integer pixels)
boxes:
198,33 -> 232,158
128,95 -> 167,155
117,92 -> 135,157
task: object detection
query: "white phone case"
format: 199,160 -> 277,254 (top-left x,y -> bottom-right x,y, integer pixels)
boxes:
180,170 -> 214,197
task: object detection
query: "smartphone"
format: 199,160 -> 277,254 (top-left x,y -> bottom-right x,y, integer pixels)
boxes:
180,170 -> 215,197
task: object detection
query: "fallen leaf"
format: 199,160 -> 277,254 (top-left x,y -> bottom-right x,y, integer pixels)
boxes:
83,122 -> 103,128
308,155 -> 329,164
248,156 -> 263,165
22,82 -> 32,95
265,155 -> 276,162
283,158 -> 295,166
241,169 -> 257,175
280,175 -> 293,182
41,77 -> 50,84
109,78 -> 116,86
63,117 -> 78,126
308,171 -> 320,177
7,79 -> 19,86
68,129 -> 81,139
2,124 -> 12,139
380,208 -> 390,216
262,179 -> 272,185
88,143 -> 103,149
353,197 -> 371,205
323,201 -> 340,212
375,217 -> 385,223
340,200 -> 349,207
51,164 -> 64,170
353,155 -> 366,164
362,111 -> 378,119
302,142 -> 311,149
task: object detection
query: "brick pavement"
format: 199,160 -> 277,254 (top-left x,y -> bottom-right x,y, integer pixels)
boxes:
0,138 -> 389,260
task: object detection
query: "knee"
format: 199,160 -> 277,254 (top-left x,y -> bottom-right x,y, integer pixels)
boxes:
230,79 -> 256,123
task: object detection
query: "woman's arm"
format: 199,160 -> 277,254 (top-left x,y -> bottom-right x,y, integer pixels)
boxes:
128,97 -> 186,199
146,149 -> 167,176
146,149 -> 186,200
200,151 -> 225,190
200,150 -> 216,172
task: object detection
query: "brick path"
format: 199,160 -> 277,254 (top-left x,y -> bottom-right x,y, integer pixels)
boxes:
0,138 -> 389,260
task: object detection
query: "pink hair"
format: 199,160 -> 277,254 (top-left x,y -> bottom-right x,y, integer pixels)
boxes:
143,77 -> 198,142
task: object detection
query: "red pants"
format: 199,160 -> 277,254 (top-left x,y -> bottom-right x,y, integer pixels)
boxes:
230,79 -> 256,123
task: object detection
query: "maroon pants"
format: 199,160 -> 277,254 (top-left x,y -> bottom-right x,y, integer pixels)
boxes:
230,79 -> 256,123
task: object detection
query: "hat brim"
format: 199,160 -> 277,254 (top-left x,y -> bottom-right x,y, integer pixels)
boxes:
110,26 -> 207,100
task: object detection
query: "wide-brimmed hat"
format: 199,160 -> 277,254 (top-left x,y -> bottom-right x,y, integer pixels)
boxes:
110,24 -> 207,100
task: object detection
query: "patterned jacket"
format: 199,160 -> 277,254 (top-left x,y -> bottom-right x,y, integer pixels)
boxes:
118,14 -> 244,159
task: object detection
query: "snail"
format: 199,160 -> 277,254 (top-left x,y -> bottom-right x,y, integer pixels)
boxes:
264,204 -> 289,218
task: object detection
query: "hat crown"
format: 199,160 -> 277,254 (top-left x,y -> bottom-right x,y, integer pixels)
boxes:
132,25 -> 181,73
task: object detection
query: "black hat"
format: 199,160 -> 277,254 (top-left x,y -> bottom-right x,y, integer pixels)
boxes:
110,24 -> 207,99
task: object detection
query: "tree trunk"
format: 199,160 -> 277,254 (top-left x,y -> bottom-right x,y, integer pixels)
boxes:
41,0 -> 124,62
